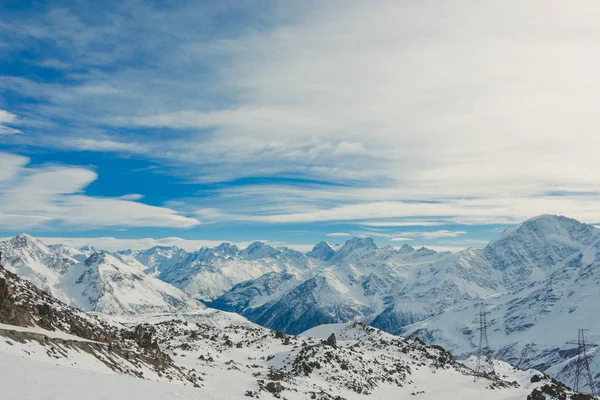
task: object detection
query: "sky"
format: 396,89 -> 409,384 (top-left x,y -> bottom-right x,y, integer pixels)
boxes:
1,0 -> 600,252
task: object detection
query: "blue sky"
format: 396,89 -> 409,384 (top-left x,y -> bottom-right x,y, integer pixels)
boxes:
1,0 -> 600,252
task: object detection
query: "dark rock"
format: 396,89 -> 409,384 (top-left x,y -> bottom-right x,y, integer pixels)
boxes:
133,325 -> 158,350
326,333 -> 337,347
530,374 -> 542,383
275,331 -> 286,339
36,303 -> 51,316
266,381 -> 283,394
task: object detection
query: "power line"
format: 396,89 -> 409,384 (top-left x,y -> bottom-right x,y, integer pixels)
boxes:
566,329 -> 598,397
474,302 -> 495,380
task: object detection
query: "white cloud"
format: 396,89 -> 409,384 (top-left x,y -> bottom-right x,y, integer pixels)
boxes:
205,197 -> 600,226
4,2 -> 600,226
0,152 -> 200,229
390,237 -> 413,242
359,221 -> 446,227
0,110 -> 16,123
326,232 -> 351,237
413,230 -> 468,240
118,194 -> 144,201
0,110 -> 20,135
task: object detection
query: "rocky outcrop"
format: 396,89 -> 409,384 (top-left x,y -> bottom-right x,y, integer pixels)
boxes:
0,264 -> 196,385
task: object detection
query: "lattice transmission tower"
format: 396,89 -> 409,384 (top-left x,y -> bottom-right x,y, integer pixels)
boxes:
474,302 -> 495,380
566,329 -> 598,397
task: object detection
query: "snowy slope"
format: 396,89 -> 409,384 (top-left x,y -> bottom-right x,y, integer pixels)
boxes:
0,264 -> 201,385
105,316 -> 581,400
63,252 -> 203,314
0,233 -> 79,299
3,321 -> 584,400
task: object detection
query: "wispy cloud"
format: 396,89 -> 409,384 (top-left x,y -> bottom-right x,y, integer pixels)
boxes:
0,152 -> 199,229
0,110 -> 20,134
326,232 -> 351,237
3,1 -> 600,230
410,230 -> 467,240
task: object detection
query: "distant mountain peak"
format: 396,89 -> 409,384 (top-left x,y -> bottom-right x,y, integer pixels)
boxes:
492,214 -> 597,245
79,245 -> 97,252
307,241 -> 336,260
11,233 -> 42,247
329,237 -> 378,261
215,242 -> 240,256
398,244 -> 415,252
340,237 -> 377,252
240,241 -> 278,260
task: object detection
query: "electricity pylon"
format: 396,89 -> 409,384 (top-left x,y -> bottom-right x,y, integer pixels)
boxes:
474,302 -> 495,380
566,329 -> 598,397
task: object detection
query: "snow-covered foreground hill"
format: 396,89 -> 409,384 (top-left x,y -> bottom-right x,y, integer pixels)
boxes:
0,318 -> 583,400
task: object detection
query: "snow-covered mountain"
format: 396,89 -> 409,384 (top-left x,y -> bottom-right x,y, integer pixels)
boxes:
4,259 -> 583,399
118,241 -> 314,301
200,214 -> 600,393
404,222 -> 600,393
206,236 -> 488,335
206,215 -> 599,334
5,214 -> 600,394
0,234 -> 202,314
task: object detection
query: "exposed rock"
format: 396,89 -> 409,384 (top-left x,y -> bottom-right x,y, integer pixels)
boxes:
530,374 -> 542,383
326,333 -> 337,347
275,331 -> 286,339
266,381 -> 283,394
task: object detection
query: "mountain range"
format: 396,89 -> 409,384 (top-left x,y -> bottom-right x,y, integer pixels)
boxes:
1,214 -> 599,394
0,262 -> 581,399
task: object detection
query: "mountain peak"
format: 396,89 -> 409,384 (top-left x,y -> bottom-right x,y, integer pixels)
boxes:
398,243 -> 415,253
79,245 -> 97,252
241,241 -> 278,260
215,242 -> 240,257
484,214 -> 598,283
10,233 -> 44,248
494,214 -> 597,244
331,237 -> 378,260
342,237 -> 377,250
307,241 -> 336,260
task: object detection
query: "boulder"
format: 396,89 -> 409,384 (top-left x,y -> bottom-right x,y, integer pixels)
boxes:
326,333 -> 337,347
266,381 -> 283,394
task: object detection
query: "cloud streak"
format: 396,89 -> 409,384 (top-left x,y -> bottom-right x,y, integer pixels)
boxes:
0,110 -> 20,134
0,152 -> 199,229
